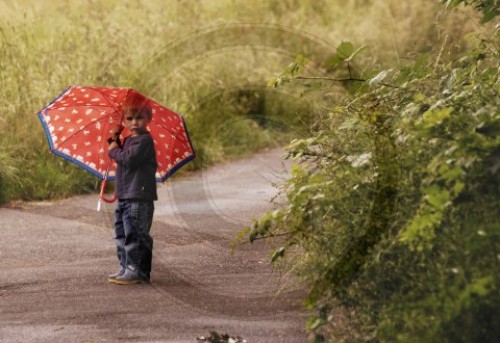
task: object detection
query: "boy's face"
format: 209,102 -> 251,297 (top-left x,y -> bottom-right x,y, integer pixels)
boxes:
124,110 -> 150,136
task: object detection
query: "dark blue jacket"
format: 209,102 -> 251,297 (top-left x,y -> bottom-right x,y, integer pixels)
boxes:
109,132 -> 158,201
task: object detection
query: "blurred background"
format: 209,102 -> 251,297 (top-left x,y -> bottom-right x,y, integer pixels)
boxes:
0,0 -> 480,203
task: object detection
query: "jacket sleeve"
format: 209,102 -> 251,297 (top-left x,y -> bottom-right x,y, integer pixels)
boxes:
109,135 -> 155,169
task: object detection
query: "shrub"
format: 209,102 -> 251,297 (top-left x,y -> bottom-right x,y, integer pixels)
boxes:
247,3 -> 499,341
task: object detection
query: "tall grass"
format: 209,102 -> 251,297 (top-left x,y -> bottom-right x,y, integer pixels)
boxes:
0,0 -> 478,203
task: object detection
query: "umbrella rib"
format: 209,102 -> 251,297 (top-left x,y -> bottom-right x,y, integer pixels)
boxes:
47,103 -> 121,111
153,123 -> 188,141
48,86 -> 128,118
90,87 -> 127,121
47,87 -> 127,147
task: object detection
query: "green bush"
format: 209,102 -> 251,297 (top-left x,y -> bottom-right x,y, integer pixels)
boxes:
248,3 -> 499,342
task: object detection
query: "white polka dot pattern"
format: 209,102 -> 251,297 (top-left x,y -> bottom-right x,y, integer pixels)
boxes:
38,86 -> 195,182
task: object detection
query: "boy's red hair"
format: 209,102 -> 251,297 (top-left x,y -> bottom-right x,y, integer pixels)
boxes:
121,90 -> 153,120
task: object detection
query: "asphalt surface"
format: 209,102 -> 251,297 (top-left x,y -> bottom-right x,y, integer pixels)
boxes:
0,148 -> 308,343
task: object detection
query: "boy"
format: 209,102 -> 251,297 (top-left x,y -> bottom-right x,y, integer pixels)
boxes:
107,99 -> 158,285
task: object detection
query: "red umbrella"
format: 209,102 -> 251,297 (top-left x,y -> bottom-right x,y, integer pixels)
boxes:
37,86 -> 195,203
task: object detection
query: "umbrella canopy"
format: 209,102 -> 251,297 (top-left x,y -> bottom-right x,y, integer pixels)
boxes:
37,86 -> 195,183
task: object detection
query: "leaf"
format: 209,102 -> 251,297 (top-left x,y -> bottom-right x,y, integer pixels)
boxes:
453,181 -> 464,196
399,210 -> 440,249
271,246 -> 286,262
422,107 -> 452,127
439,0 -> 462,9
439,164 -> 463,184
295,53 -> 309,65
283,54 -> 310,78
346,152 -> 372,167
285,62 -> 303,78
458,276 -> 494,309
368,69 -> 392,86
325,54 -> 343,70
414,93 -> 426,102
266,78 -> 278,88
426,184 -> 450,211
310,317 -> 324,330
336,41 -> 354,60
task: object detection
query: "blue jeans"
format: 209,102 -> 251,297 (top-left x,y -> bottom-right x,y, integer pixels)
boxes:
114,199 -> 154,279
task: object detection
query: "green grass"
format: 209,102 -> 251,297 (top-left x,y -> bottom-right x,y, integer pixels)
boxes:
0,0 -> 479,204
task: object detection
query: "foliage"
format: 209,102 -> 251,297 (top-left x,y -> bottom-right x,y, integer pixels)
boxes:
0,145 -> 22,203
439,0 -> 499,22
0,0 -> 476,204
248,4 -> 499,342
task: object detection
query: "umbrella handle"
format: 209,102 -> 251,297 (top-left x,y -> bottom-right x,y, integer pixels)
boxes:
99,179 -> 117,203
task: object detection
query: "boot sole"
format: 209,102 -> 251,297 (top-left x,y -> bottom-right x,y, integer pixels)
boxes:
109,278 -> 145,285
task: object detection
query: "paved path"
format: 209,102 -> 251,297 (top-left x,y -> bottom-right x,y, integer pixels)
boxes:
0,148 -> 308,343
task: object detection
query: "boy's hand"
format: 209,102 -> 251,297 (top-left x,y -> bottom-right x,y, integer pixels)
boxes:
108,139 -> 119,151
107,131 -> 122,150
